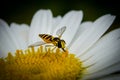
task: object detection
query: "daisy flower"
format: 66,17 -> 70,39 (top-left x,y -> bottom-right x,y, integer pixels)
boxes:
0,9 -> 120,80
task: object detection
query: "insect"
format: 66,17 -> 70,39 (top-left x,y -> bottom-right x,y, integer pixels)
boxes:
28,26 -> 66,52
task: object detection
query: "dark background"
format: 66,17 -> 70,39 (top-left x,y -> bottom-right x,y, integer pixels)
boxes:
0,0 -> 120,30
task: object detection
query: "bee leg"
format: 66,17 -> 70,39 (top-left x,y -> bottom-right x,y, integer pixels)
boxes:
62,48 -> 66,52
45,45 -> 54,52
52,46 -> 57,52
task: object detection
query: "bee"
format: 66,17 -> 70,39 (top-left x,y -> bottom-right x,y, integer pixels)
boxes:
28,26 -> 66,52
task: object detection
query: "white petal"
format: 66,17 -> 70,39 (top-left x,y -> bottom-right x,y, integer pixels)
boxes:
70,14 -> 116,56
80,28 -> 120,73
76,21 -> 93,35
29,9 -> 53,45
10,23 -> 29,49
51,16 -> 62,34
0,19 -> 17,57
53,10 -> 83,47
83,62 -> 120,79
69,21 -> 93,48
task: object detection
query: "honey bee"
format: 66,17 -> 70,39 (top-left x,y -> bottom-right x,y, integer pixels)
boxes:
29,26 -> 66,51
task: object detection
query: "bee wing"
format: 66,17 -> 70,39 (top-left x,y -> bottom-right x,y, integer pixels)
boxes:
56,26 -> 66,38
28,41 -> 46,48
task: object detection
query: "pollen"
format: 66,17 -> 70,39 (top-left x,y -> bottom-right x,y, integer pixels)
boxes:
0,46 -> 85,80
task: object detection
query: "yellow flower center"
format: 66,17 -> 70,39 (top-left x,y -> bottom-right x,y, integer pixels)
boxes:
0,46 -> 85,80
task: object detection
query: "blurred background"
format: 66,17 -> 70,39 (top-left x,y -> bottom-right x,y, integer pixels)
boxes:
0,0 -> 120,30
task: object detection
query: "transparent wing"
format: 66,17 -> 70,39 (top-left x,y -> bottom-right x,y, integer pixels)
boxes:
28,41 -> 46,48
56,26 -> 66,38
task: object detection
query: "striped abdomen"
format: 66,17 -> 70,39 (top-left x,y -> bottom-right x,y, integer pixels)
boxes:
39,34 -> 53,43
